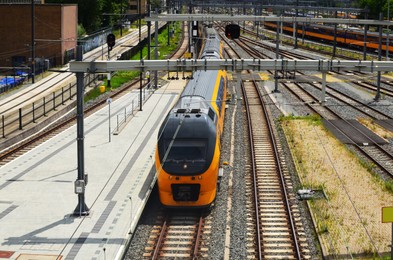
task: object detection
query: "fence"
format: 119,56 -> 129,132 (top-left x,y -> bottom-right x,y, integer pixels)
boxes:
1,73 -> 97,139
112,81 -> 156,135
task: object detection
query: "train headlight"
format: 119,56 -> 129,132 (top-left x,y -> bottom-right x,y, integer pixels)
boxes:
183,163 -> 188,170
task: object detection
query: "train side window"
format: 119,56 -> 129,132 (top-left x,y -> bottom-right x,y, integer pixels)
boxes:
208,108 -> 215,121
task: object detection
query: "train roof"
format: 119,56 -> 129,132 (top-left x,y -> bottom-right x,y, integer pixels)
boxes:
176,70 -> 219,109
205,27 -> 217,38
200,28 -> 221,59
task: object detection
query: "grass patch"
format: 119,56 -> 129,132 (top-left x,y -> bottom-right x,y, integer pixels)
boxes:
86,22 -> 182,102
282,118 -> 393,257
279,114 -> 321,124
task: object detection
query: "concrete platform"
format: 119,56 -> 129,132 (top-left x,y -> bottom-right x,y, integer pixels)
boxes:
0,79 -> 186,260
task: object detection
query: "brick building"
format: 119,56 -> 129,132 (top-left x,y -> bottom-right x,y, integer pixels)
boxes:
127,0 -> 147,15
0,3 -> 77,72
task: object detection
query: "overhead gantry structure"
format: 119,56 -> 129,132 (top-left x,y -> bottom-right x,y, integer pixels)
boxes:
70,14 -> 393,104
145,14 -> 393,26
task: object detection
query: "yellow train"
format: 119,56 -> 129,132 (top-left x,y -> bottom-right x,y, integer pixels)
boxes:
155,27 -> 227,207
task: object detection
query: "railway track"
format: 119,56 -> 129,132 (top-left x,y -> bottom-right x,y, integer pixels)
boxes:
0,22 -> 167,141
281,81 -> 393,176
143,210 -> 210,259
309,81 -> 393,121
240,30 -> 393,101
0,22 -> 188,166
0,79 -> 150,166
231,31 -> 393,179
218,24 -> 311,259
281,82 -> 338,120
242,79 -> 310,259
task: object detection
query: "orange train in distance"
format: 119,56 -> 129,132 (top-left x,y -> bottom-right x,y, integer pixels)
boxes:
264,21 -> 393,54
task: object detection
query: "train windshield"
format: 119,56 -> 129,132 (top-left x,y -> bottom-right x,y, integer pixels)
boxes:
165,139 -> 207,161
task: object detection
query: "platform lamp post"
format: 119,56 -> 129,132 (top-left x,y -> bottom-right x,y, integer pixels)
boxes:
139,0 -> 143,111
154,8 -> 159,89
73,45 -> 90,216
31,0 -> 35,84
376,12 -> 383,101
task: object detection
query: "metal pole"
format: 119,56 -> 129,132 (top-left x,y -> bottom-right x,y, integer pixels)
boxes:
168,22 -> 170,46
102,31 -> 104,60
120,0 -> 123,36
2,115 -> 4,138
43,97 -> 46,116
391,223 -> 393,260
376,12 -> 383,101
73,45 -> 89,216
62,87 -> 64,105
294,0 -> 298,49
19,108 -> 22,130
155,17 -> 159,89
363,12 -> 368,60
387,0 -> 390,60
107,50 -> 111,89
147,0 -> 151,97
333,11 -> 337,58
274,20 -> 280,93
31,0 -> 35,84
33,103 -> 35,123
140,72 -> 143,111
147,2 -> 151,60
243,6 -> 245,34
321,71 -> 326,105
108,99 -> 112,142
139,0 -> 143,111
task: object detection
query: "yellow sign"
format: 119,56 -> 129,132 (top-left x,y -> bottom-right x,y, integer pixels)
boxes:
184,52 -> 192,59
382,207 -> 393,223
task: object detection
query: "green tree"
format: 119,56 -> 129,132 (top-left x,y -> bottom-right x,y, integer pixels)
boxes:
78,0 -> 104,32
102,0 -> 125,29
77,24 -> 86,37
150,0 -> 163,12
46,0 -> 111,33
358,0 -> 386,19
382,0 -> 393,19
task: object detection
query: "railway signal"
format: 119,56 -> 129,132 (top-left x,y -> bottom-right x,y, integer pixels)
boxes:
225,24 -> 240,39
107,33 -> 116,51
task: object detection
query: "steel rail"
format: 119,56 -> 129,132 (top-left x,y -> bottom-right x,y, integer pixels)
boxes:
193,215 -> 204,260
241,82 -> 263,260
151,217 -> 168,260
255,80 -> 301,259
